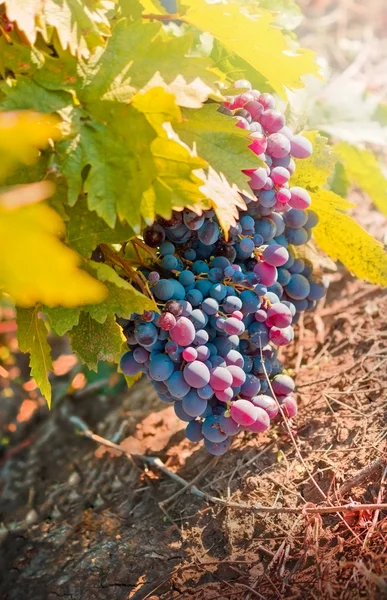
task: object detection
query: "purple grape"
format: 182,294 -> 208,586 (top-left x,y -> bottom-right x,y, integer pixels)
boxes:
267,303 -> 292,328
227,365 -> 246,387
183,360 -> 210,388
272,374 -> 295,397
174,400 -> 195,422
210,366 -> 233,391
202,415 -> 228,443
143,223 -> 165,247
269,325 -> 294,346
196,345 -> 211,362
215,387 -> 234,402
266,133 -> 291,159
290,134 -> 313,159
260,110 -> 285,133
183,209 -> 205,230
148,271 -> 160,283
133,347 -> 149,364
247,407 -> 270,433
204,438 -> 231,455
167,371 -> 191,399
252,394 -> 279,420
182,390 -> 208,417
197,384 -> 214,400
186,420 -> 204,442
281,395 -> 298,418
289,187 -> 311,209
120,352 -> 142,376
263,244 -> 289,267
149,354 -> 174,381
219,415 -> 240,436
170,316 -> 196,346
240,373 -> 261,398
230,399 -> 259,426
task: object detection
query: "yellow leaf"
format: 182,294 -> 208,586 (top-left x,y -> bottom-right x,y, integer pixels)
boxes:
334,142 -> 387,219
0,110 -> 60,180
311,189 -> 387,286
198,166 -> 247,239
0,198 -> 107,307
291,131 -> 336,190
181,1 -> 321,98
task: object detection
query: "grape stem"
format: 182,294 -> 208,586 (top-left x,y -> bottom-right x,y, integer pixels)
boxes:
69,416 -> 387,518
100,243 -> 154,300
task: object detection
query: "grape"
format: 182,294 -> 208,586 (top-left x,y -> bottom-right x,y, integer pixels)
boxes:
179,270 -> 195,287
219,415 -> 240,436
243,100 -> 264,120
289,187 -> 311,209
167,371 -> 191,399
269,325 -> 294,346
266,133 -> 291,159
192,260 -> 210,275
305,210 -> 319,229
277,268 -> 291,286
235,116 -> 250,130
190,309 -> 208,330
258,93 -> 275,109
148,271 -> 160,283
158,312 -> 176,331
255,308 -> 267,322
249,132 -> 267,156
286,274 -> 311,300
186,420 -> 204,442
223,317 -> 245,335
182,347 -> 197,362
215,387 -> 234,402
281,395 -> 297,418
247,407 -> 270,433
263,244 -> 289,267
224,349 -> 244,368
183,360 -> 210,388
170,316 -> 196,346
227,365 -> 246,387
183,209 -> 205,230
272,374 -> 295,396
222,296 -> 242,313
149,354 -> 174,381
159,213 -> 183,230
260,110 -> 285,133
251,394 -> 278,419
196,345 -> 211,362
198,220 -> 220,245
290,134 -> 313,159
235,108 -> 252,122
208,366 -> 232,392
286,227 -> 308,246
240,373 -> 261,398
267,303 -> 292,328
153,279 -> 175,301
184,248 -> 196,260
308,281 -> 326,301
271,166 -> 290,186
248,167 -> 268,191
253,262 -> 277,286
240,237 -> 255,254
283,208 -> 308,229
289,258 -> 305,275
193,329 -> 209,346
202,297 -> 219,316
171,280 -> 186,300
240,290 -> 260,314
174,401 -> 195,422
135,322 -> 158,346
143,223 -> 165,247
182,390 -> 208,417
204,438 -> 231,455
232,271 -> 245,284
254,218 -> 276,241
202,415 -> 228,443
210,283 -> 227,302
186,288 -> 203,306
230,399 -> 259,426
197,384 -> 214,400
180,300 -> 192,317
133,347 -> 149,364
165,341 -> 179,355
159,241 -> 175,256
120,352 -> 142,376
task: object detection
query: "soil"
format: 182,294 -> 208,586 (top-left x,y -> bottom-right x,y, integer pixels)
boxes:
1,2 -> 387,598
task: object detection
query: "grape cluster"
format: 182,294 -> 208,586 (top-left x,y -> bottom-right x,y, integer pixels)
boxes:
119,80 -> 326,455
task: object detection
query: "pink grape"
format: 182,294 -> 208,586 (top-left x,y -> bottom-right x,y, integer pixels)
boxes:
210,366 -> 233,391
234,79 -> 252,90
235,116 -> 250,130
253,262 -> 278,286
263,244 -> 289,267
266,133 -> 291,159
231,310 -> 243,321
248,407 -> 270,433
183,361 -> 210,388
272,374 -> 295,396
215,387 -> 234,402
254,309 -> 267,322
158,312 -> 176,331
182,347 -> 197,362
230,399 -> 259,426
244,100 -> 264,120
260,110 -> 285,133
267,304 -> 292,328
271,166 -> 290,186
281,395 -> 298,418
289,187 -> 311,209
227,365 -> 246,387
252,394 -> 279,419
276,187 -> 291,204
248,167 -> 268,190
224,349 -> 244,368
258,93 -> 275,109
249,132 -> 267,155
269,325 -> 294,346
170,316 -> 195,346
223,317 -> 245,335
263,177 -> 274,191
230,92 -> 254,109
278,125 -> 293,140
196,345 -> 210,361
290,134 -> 313,159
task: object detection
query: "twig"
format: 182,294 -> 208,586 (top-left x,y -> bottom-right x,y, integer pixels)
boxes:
363,464 -> 387,548
79,424 -> 387,517
337,456 -> 387,497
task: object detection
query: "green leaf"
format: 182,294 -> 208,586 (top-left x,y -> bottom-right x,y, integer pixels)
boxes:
181,1 -> 320,98
210,40 -> 269,93
175,104 -> 259,197
80,19 -> 223,108
84,261 -> 157,324
329,161 -> 349,199
17,307 -> 53,406
69,312 -> 124,370
1,78 -> 72,113
44,306 -> 82,336
312,189 -> 387,287
334,143 -> 387,219
66,196 -> 135,257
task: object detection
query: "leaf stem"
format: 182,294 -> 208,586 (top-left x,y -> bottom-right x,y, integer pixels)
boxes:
100,243 -> 153,300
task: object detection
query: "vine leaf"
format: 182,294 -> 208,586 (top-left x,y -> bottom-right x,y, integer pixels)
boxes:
175,104 -> 259,198
181,0 -> 320,98
84,261 -> 157,324
69,313 -> 124,371
312,189 -> 387,287
66,196 -> 135,258
0,197 -> 107,307
334,143 -> 387,218
17,307 -> 53,407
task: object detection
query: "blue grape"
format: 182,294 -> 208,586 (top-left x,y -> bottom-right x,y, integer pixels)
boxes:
197,384 -> 214,399
159,241 -> 175,256
190,309 -> 209,330
204,438 -> 231,455
202,415 -> 228,443
182,390 -> 208,417
161,254 -> 178,271
210,283 -> 227,301
179,270 -> 195,287
286,274 -> 311,300
149,354 -> 174,381
211,256 -> 230,270
135,322 -> 158,346
186,420 -> 204,442
120,352 -> 141,376
186,288 -> 203,306
174,401 -> 195,422
198,220 -> 220,245
240,290 -> 260,315
240,237 -> 255,253
208,267 -> 224,282
192,260 -> 210,275
184,248 -> 196,261
202,297 -> 219,316
286,227 -> 308,246
167,371 -> 191,399
153,279 -> 175,301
